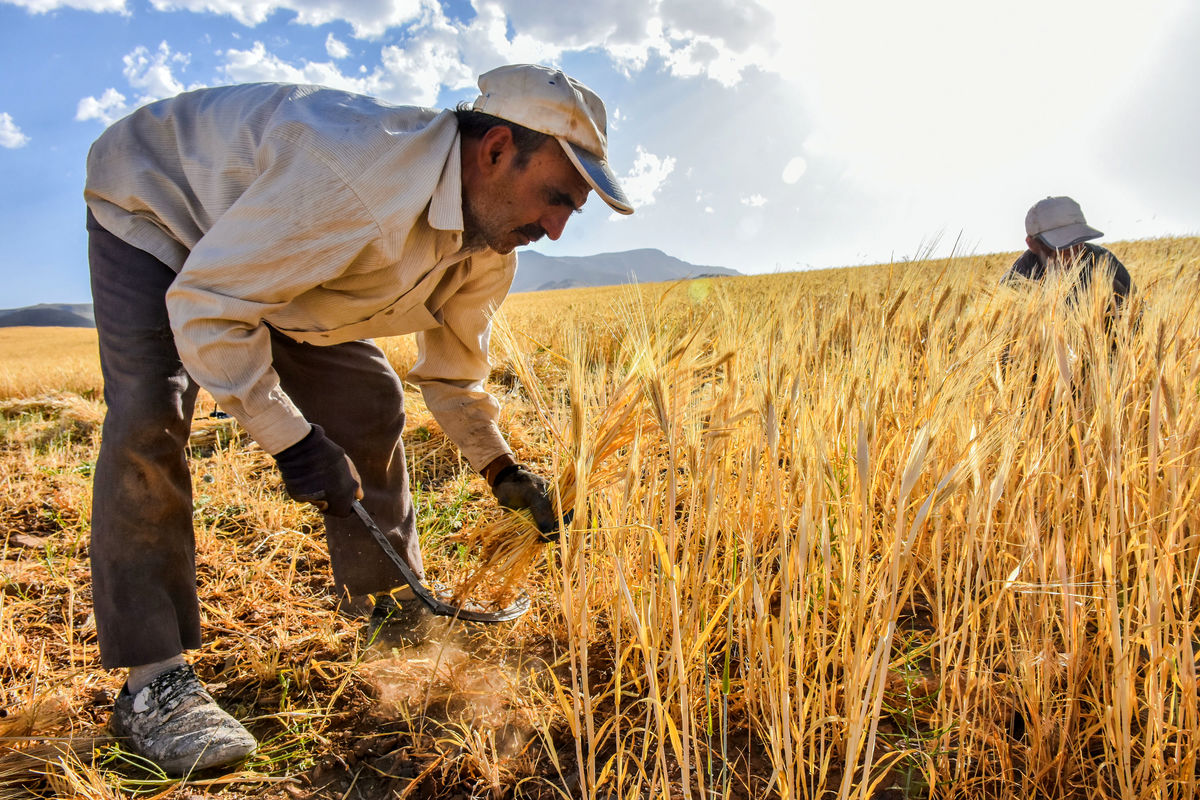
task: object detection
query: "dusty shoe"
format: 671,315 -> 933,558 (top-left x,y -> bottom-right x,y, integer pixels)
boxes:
109,665 -> 257,776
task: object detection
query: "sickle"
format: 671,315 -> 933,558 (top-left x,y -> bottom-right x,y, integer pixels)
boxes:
351,500 -> 531,623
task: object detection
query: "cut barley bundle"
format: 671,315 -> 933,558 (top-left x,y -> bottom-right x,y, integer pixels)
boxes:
447,305 -> 724,609
448,369 -> 648,607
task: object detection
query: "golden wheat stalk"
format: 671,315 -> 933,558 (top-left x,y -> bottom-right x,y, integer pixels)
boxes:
447,367 -> 649,607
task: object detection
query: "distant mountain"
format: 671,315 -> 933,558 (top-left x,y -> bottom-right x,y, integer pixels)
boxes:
0,303 -> 95,328
511,248 -> 739,293
1,249 -> 735,326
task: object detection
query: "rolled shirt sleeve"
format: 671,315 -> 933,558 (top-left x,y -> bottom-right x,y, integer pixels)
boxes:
409,251 -> 517,471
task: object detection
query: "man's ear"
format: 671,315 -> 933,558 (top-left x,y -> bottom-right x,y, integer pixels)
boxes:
478,125 -> 514,173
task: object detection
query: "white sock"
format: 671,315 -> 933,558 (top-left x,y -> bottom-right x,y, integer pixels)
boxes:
126,654 -> 187,694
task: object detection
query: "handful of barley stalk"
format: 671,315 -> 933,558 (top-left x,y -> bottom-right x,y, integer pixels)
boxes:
448,310 -> 724,609
448,376 -> 645,607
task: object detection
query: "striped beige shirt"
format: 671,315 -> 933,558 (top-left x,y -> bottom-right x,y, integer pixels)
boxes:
84,83 -> 516,469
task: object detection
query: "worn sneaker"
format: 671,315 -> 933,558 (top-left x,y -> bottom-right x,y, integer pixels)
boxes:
109,665 -> 257,776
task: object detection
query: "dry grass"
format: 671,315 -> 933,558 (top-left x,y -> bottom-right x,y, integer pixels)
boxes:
2,236 -> 1199,798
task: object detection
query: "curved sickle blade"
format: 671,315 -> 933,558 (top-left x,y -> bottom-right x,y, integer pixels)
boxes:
351,500 -> 530,623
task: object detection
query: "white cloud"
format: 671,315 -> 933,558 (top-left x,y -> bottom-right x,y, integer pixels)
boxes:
4,0 -> 125,12
219,38 -> 470,109
147,0 -> 423,38
124,42 -> 189,99
219,40 -> 453,106
660,0 -> 774,52
451,0 -> 561,70
0,113 -> 30,148
781,156 -> 807,184
497,0 -> 648,49
76,87 -> 129,125
618,145 -> 676,211
63,0 -> 787,138
150,0 -> 777,91
213,1 -> 510,107
496,0 -> 776,85
325,32 -> 350,60
76,42 -> 195,126
740,193 -> 767,207
211,0 -> 563,108
220,41 -> 386,94
659,31 -> 769,87
379,36 -> 474,105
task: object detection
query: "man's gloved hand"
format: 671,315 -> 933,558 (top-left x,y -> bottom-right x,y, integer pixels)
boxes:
490,463 -> 569,539
274,424 -> 363,517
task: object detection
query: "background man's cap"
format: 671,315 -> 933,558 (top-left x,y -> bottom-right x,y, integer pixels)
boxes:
1025,196 -> 1103,249
473,64 -> 634,215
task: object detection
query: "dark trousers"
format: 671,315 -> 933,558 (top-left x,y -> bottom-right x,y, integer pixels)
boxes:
87,211 -> 422,669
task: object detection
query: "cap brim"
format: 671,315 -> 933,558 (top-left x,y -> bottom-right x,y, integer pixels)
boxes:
558,138 -> 634,215
1040,222 -> 1102,249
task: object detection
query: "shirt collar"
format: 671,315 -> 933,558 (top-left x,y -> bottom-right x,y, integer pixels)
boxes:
427,132 -> 465,233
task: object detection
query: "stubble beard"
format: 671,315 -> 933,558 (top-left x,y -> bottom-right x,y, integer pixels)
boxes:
462,196 -> 545,255
461,189 -> 515,254
461,199 -> 495,252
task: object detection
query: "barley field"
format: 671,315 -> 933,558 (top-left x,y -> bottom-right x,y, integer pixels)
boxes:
2,237 -> 1199,799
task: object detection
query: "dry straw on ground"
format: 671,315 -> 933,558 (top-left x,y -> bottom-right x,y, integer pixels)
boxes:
2,236 -> 1199,799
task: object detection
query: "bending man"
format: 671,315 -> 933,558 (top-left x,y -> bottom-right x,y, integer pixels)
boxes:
83,64 -> 633,775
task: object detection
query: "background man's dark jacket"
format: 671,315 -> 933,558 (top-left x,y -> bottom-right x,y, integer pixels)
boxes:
1000,242 -> 1133,308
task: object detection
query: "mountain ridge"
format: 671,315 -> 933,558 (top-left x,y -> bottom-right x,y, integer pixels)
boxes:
0,249 -> 738,327
511,247 -> 738,293
0,303 -> 95,328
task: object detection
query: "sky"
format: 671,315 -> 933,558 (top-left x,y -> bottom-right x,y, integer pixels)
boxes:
0,0 -> 1197,307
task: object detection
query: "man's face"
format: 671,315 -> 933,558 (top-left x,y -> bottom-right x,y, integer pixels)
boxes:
463,138 -> 591,255
1027,235 -> 1085,267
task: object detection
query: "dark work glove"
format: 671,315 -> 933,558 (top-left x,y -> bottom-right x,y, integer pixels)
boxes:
490,463 -> 569,539
273,424 -> 362,517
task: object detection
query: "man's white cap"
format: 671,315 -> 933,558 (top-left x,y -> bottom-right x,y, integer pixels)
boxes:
472,64 -> 634,215
1025,196 -> 1103,249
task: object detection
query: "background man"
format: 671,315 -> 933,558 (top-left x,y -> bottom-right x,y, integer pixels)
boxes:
1000,195 -> 1134,308
83,63 -> 632,775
